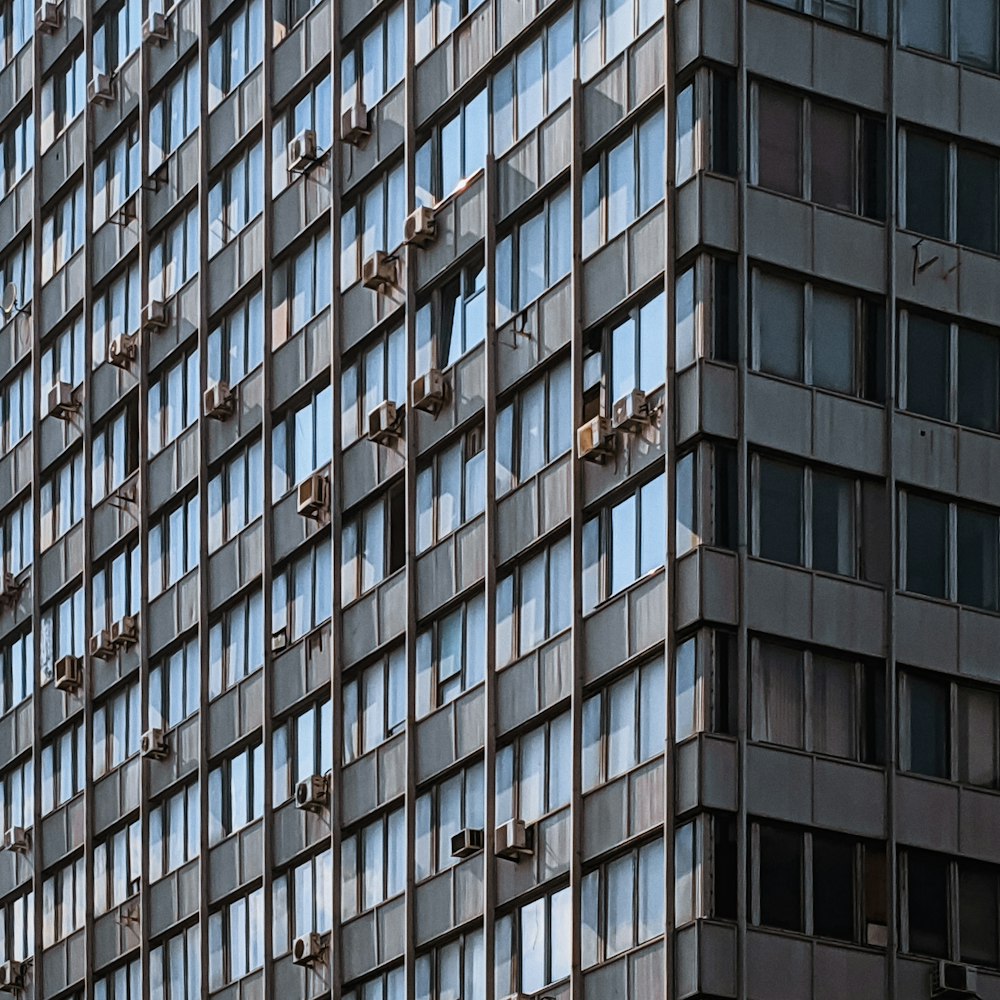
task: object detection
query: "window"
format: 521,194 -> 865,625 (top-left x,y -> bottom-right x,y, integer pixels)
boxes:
208,742 -> 264,844
675,442 -> 739,556
770,0 -> 887,32
340,163 -> 405,286
209,590 -> 264,698
0,0 -> 32,68
39,588 -> 85,683
416,90 -> 487,204
0,239 -> 32,325
41,719 -> 85,813
753,83 -> 885,218
41,855 -> 86,945
150,782 -> 199,881
149,494 -> 200,597
272,75 -> 332,192
273,385 -> 333,493
149,348 -> 199,455
274,540 -> 332,642
0,496 -> 31,576
416,761 -> 485,879
751,268 -> 886,399
94,820 -> 141,914
40,51 -> 85,145
272,850 -> 333,954
41,182 -> 85,281
94,0 -> 141,74
904,849 -> 950,958
208,888 -> 264,988
0,631 -> 32,715
415,262 -> 487,373
496,360 -> 571,496
582,841 -> 664,966
208,141 -> 264,255
900,0 -> 1000,72
95,959 -> 141,1000
0,755 -> 33,831
208,439 -> 264,550
150,205 -> 199,301
40,449 -> 85,547
960,862 -> 1000,967
599,290 -> 668,405
674,813 -> 739,925
341,808 -> 405,919
342,485 -> 405,604
675,71 -> 738,185
495,886 -> 571,996
41,314 -> 85,398
583,109 -> 665,255
344,968 -> 406,1000
341,326 -> 405,446
497,535 -> 571,664
0,365 -> 30,455
583,657 -> 665,790
92,260 -> 141,366
583,475 -> 666,612
0,889 -> 32,965
416,929 -> 485,1000
92,402 -> 139,503
150,924 -> 200,999
753,457 -> 861,577
150,61 -> 200,168
208,0 -> 263,108
415,0 -> 487,56
751,640 -> 885,763
674,630 -> 739,742
580,0 -> 662,79
273,699 -> 333,803
496,186 -> 571,321
341,3 -> 404,109
0,106 -> 32,198
94,126 -> 141,230
343,647 -> 406,762
497,712 -> 571,825
208,290 -> 264,388
91,541 -> 141,635
417,428 -> 485,552
275,228 -> 332,340
415,592 -> 485,716
150,638 -> 200,731
93,682 -> 141,779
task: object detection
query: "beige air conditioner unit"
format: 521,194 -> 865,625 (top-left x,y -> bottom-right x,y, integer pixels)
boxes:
295,774 -> 329,813
410,369 -> 448,415
495,818 -> 533,861
141,727 -> 169,760
88,72 -> 114,105
296,474 -> 329,520
292,931 -> 324,967
54,655 -> 81,693
36,0 -> 62,32
577,415 -> 615,463
288,128 -> 319,172
204,382 -> 235,420
142,299 -> 169,333
367,400 -> 401,446
362,251 -> 396,291
142,10 -> 170,44
612,388 -> 649,432
340,101 -> 371,146
107,334 -> 137,369
404,206 -> 437,248
89,629 -> 115,661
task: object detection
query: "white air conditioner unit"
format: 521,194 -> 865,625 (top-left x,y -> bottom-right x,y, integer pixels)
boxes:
53,654 -> 81,693
110,614 -> 138,648
36,0 -> 61,32
450,827 -> 484,859
362,251 -> 396,291
89,629 -> 115,661
410,369 -> 448,415
296,473 -> 329,520
288,128 -> 319,172
294,774 -> 329,813
495,818 -> 532,861
611,388 -> 649,432
142,10 -> 170,44
88,72 -> 114,105
291,931 -> 324,967
204,381 -> 235,420
0,958 -> 24,988
340,101 -> 370,146
141,727 -> 169,760
142,299 -> 169,333
404,206 -> 437,248
271,627 -> 288,653
1,827 -> 28,854
577,415 -> 615,463
367,400 -> 401,446
47,380 -> 76,420
107,334 -> 136,369
933,961 -> 978,999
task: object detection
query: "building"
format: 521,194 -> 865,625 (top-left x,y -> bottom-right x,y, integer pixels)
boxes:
1,0 -> 1000,996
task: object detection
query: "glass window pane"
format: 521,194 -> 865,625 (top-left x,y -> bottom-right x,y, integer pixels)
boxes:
905,133 -> 949,239
905,494 -> 948,599
755,273 -> 803,380
812,289 -> 855,394
811,104 -> 855,211
757,87 -> 802,197
757,459 -> 803,565
752,643 -> 804,749
958,328 -> 1000,433
957,149 -> 999,254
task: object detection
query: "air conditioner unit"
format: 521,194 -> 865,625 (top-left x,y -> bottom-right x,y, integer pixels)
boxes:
291,931 -> 324,967
1,827 -> 28,853
0,572 -> 19,602
577,415 -> 616,463
340,101 -> 370,146
404,206 -> 437,248
288,128 -> 319,172
271,627 -> 288,653
89,629 -> 115,661
932,961 -> 978,998
296,473 -> 329,520
450,827 -> 484,859
142,10 -> 170,44
88,72 -> 114,105
36,0 -> 61,32
141,727 -> 169,760
53,654 -> 81,693
611,388 -> 649,432
410,369 -> 448,415
110,614 -> 138,648
0,958 -> 24,988
45,380 -> 76,420
204,381 -> 235,420
142,299 -> 169,332
107,334 -> 136,369
362,251 -> 395,291
495,818 -> 532,861
367,400 -> 401,446
295,774 -> 329,813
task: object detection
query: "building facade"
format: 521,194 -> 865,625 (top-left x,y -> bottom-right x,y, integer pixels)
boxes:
1,0 -> 1000,997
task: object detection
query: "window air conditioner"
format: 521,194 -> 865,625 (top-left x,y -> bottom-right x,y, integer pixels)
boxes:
1,827 -> 28,853
142,11 -> 170,44
291,931 -> 324,967
576,415 -> 615,463
141,299 -> 169,333
450,827 -> 484,859
367,400 -> 401,446
410,369 -> 448,415
340,101 -> 371,146
295,774 -> 329,813
36,0 -> 62,32
107,334 -> 137,369
89,629 -> 116,661
53,654 -> 81,693
288,128 -> 319,172
611,388 -> 649,433
494,818 -> 533,861
296,473 -> 329,520
88,72 -> 115,105
404,206 -> 437,248
47,380 -> 77,420
110,614 -> 138,648
0,572 -> 19,603
204,381 -> 235,420
0,958 -> 24,988
932,961 -> 978,999
271,627 -> 288,653
362,250 -> 396,291
140,727 -> 169,760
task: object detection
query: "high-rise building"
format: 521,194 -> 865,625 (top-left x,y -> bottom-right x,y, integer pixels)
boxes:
1,0 -> 1000,996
